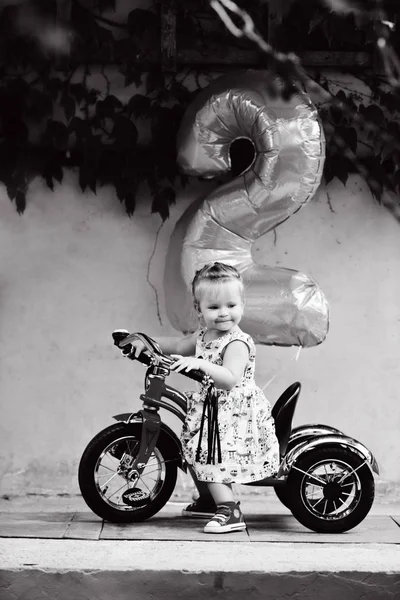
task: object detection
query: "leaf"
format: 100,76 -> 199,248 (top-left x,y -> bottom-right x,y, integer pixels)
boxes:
27,90 -> 53,120
2,118 -> 29,143
115,184 -> 126,202
330,103 -> 346,125
366,178 -> 383,202
69,83 -> 86,104
127,94 -> 151,118
380,143 -> 397,163
69,116 -> 91,138
169,81 -> 192,104
265,0 -> 297,24
308,9 -> 325,34
376,91 -> 400,114
335,126 -> 358,154
96,0 -> 117,12
6,184 -> 17,201
359,104 -> 385,127
124,69 -> 143,88
124,189 -> 136,216
180,174 -> 189,188
15,190 -> 26,214
52,163 -> 64,184
96,95 -> 123,120
151,186 -> 176,221
45,120 -> 69,150
146,71 -> 165,95
387,121 -> 400,137
43,162 -> 64,190
111,116 -> 138,148
61,94 -> 76,122
327,154 -> 354,187
46,78 -> 64,99
127,8 -> 158,36
79,163 -> 97,193
85,89 -> 99,105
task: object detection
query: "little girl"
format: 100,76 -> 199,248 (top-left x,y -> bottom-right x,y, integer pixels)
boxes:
129,262 -> 280,534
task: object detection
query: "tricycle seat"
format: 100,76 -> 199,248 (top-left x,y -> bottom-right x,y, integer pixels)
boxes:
271,382 -> 301,458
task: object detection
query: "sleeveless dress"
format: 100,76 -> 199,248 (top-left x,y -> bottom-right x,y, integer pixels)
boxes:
180,328 -> 280,484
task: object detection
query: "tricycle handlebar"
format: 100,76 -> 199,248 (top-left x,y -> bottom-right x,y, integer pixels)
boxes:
112,330 -> 208,385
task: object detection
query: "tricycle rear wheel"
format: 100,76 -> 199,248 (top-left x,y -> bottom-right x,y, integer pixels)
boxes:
287,446 -> 374,533
273,484 -> 292,509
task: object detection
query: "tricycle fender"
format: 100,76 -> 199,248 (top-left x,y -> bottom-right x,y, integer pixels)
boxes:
278,434 -> 379,477
290,424 -> 343,440
285,425 -> 344,454
112,413 -> 184,469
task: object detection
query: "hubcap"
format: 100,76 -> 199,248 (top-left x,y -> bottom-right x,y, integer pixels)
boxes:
323,482 -> 344,502
94,436 -> 166,511
300,458 -> 363,520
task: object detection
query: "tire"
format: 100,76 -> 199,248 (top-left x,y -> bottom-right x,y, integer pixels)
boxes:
274,484 -> 292,509
287,446 -> 375,533
78,422 -> 178,523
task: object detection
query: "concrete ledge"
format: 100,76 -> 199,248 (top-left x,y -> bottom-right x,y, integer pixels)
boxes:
1,540 -> 400,600
1,569 -> 400,600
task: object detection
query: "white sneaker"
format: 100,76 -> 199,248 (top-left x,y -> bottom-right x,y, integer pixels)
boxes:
203,502 -> 246,534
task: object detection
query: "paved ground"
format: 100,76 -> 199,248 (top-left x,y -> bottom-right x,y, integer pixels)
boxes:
0,492 -> 399,543
0,492 -> 399,600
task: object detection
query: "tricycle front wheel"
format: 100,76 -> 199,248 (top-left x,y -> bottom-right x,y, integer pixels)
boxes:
78,423 -> 178,523
287,446 -> 374,533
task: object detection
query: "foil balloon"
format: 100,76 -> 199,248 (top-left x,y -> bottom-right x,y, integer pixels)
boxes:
164,70 -> 329,347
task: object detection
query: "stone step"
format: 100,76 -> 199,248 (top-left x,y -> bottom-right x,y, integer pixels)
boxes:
0,495 -> 399,600
0,538 -> 400,600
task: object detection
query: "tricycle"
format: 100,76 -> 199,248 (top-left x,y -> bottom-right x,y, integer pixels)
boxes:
78,330 -> 379,533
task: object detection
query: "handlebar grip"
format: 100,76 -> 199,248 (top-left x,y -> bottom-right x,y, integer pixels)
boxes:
182,368 -> 209,384
135,351 -> 152,366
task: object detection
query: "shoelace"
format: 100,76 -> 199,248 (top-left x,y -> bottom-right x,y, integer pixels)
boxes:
210,505 -> 233,523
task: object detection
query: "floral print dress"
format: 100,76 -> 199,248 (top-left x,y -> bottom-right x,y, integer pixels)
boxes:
180,328 -> 280,484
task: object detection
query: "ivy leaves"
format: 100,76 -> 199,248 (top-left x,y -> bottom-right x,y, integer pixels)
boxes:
1,0 -> 399,220
319,83 -> 400,202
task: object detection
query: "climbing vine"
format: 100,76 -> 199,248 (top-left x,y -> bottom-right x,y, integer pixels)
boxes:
0,0 -> 399,218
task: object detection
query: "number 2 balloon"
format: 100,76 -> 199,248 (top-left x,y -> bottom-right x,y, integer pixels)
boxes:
164,70 -> 329,347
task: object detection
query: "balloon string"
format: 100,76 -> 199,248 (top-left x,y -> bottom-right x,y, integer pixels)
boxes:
196,384 -> 222,464
261,347 -> 302,393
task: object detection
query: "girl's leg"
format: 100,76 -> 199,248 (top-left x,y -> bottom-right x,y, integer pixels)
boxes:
188,466 -> 214,500
207,482 -> 235,504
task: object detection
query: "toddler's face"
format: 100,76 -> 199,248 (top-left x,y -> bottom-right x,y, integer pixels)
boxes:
197,280 -> 243,335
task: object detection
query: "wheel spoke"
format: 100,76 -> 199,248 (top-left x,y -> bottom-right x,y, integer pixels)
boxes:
98,463 -> 117,474
323,464 -> 330,481
138,478 -> 152,494
106,481 -> 129,500
100,471 -> 120,490
308,496 -> 324,510
293,465 -> 326,486
337,461 -> 367,484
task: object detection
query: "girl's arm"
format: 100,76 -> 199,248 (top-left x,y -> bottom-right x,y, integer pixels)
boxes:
166,332 -> 198,356
171,340 -> 249,390
130,331 -> 198,357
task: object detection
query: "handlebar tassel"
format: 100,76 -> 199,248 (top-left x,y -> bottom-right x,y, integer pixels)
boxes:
195,385 -> 222,465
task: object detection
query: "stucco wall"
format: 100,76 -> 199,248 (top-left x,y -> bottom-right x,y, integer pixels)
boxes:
0,171 -> 399,495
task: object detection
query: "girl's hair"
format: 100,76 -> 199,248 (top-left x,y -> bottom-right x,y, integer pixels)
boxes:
191,262 -> 244,308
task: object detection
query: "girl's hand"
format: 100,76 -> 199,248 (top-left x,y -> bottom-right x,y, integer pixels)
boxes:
126,340 -> 146,358
170,354 -> 203,373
